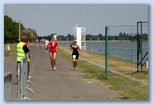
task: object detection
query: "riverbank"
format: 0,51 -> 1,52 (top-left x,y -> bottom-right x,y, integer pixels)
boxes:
59,44 -> 148,81
58,44 -> 148,100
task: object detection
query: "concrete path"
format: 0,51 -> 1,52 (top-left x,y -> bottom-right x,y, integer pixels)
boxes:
4,42 -> 120,100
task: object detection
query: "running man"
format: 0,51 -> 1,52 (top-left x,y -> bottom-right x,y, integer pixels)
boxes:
70,40 -> 80,70
48,37 -> 58,70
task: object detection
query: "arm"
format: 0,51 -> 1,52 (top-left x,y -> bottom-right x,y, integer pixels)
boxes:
56,42 -> 58,47
56,42 -> 58,52
70,46 -> 73,52
77,45 -> 81,51
23,44 -> 29,53
23,44 -> 30,58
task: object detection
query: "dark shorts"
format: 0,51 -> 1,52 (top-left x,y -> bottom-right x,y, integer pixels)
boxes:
72,54 -> 79,59
50,52 -> 56,55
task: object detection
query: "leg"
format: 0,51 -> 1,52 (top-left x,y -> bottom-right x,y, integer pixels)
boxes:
16,62 -> 18,78
17,62 -> 21,99
46,46 -> 48,52
72,54 -> 76,69
49,53 -> 54,69
73,58 -> 76,68
75,59 -> 78,67
27,62 -> 30,79
53,52 -> 57,67
74,55 -> 79,70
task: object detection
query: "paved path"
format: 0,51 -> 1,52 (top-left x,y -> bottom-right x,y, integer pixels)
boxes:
4,42 -> 120,100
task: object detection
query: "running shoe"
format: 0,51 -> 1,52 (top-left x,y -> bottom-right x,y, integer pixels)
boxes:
53,67 -> 56,71
74,67 -> 77,70
28,76 -> 31,79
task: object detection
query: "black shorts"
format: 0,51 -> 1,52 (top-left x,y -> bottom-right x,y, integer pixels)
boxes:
50,52 -> 56,55
72,54 -> 79,59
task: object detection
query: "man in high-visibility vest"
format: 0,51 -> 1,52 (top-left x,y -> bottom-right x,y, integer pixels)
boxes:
16,35 -> 30,78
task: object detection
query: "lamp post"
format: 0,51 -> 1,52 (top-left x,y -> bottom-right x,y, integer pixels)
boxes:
18,20 -> 21,42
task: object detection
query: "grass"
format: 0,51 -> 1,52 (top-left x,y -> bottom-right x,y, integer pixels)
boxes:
104,74 -> 148,100
58,45 -> 148,82
4,43 -> 17,57
58,44 -> 148,100
4,42 -> 36,57
81,50 -> 148,81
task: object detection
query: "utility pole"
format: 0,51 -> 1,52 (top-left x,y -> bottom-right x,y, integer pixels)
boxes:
19,20 -> 21,42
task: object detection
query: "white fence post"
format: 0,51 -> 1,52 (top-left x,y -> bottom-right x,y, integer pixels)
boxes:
7,44 -> 10,52
146,61 -> 148,69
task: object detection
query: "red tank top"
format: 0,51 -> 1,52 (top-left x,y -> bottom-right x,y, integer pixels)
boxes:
48,41 -> 58,52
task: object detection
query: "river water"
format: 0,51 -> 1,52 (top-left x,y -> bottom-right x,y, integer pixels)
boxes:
60,41 -> 148,63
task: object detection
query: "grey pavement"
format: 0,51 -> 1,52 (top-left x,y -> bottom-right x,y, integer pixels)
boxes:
4,42 -> 120,100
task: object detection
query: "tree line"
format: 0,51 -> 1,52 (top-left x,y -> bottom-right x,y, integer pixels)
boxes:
5,15 -> 148,43
38,33 -> 148,41
4,15 -> 38,43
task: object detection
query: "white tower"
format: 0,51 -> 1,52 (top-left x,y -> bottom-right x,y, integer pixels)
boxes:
73,24 -> 86,50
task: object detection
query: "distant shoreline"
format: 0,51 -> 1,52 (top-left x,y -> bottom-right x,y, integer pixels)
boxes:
59,40 -> 131,42
83,40 -> 131,42
59,40 -> 148,43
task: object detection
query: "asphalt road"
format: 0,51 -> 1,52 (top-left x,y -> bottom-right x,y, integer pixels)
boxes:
4,42 -> 120,100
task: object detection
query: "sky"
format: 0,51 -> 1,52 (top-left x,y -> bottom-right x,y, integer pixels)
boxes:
4,4 -> 148,36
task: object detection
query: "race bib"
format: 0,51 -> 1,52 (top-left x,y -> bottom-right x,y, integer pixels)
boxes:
73,55 -> 76,59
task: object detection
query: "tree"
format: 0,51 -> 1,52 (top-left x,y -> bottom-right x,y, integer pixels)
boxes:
98,34 -> 103,40
4,15 -> 39,43
4,15 -> 18,43
67,34 -> 74,40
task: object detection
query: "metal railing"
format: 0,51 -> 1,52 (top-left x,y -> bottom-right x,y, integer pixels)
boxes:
4,72 -> 12,100
14,55 -> 36,100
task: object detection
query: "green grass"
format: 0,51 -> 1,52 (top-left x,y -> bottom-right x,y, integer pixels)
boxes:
4,42 -> 36,57
4,43 -> 17,57
58,45 -> 148,100
105,74 -> 148,100
58,45 -> 148,83
126,71 -> 148,82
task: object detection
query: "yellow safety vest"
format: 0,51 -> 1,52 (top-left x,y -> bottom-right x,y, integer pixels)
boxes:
16,42 -> 26,62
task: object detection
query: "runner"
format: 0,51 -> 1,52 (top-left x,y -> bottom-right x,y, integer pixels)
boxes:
45,39 -> 49,52
70,40 -> 80,70
48,37 -> 58,70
